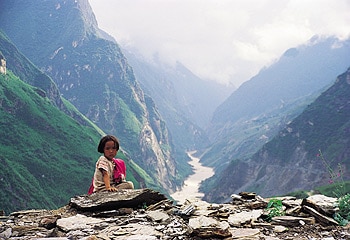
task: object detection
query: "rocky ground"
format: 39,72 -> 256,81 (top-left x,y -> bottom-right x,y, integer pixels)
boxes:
0,189 -> 349,239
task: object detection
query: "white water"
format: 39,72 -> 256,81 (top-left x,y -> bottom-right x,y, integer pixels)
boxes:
171,151 -> 214,204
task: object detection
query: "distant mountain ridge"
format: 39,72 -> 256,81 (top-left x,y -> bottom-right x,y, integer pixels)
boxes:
201,36 -> 350,167
123,48 -> 234,151
212,36 -> 350,127
202,67 -> 350,202
124,50 -> 234,129
200,35 -> 350,202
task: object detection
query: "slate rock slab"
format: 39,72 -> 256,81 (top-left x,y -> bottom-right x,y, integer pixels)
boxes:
69,189 -> 167,212
56,214 -> 103,232
228,209 -> 263,227
188,216 -> 231,238
302,194 -> 337,216
271,215 -> 316,227
302,205 -> 339,226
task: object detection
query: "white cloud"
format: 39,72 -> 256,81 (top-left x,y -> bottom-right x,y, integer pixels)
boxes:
88,0 -> 350,87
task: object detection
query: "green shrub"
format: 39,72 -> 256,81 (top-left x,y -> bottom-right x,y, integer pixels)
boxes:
334,193 -> 350,226
264,199 -> 285,222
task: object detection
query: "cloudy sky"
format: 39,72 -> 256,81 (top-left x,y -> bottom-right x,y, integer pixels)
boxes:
88,0 -> 350,87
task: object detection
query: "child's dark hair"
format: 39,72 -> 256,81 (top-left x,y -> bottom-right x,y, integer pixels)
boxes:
97,135 -> 120,153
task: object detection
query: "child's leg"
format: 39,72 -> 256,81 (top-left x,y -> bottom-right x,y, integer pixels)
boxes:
116,181 -> 134,190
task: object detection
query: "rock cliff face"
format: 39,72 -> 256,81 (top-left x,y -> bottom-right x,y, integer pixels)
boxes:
0,53 -> 6,75
0,0 -> 180,192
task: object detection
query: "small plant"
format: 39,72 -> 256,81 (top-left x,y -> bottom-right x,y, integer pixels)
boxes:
142,202 -> 148,209
317,149 -> 345,198
317,149 -> 350,226
334,193 -> 350,226
264,199 -> 285,222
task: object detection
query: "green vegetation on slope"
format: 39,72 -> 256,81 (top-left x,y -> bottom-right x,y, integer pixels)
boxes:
0,71 -> 103,213
0,71 -> 158,214
0,29 -> 162,213
0,30 -> 54,96
1,1 -> 187,195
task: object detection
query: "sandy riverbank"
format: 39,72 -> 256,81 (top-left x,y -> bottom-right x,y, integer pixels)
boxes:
170,151 -> 214,204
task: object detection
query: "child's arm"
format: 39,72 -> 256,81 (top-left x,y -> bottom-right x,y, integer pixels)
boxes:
101,169 -> 117,191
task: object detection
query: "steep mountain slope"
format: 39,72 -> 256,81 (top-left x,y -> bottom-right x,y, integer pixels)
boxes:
0,31 -> 88,126
202,67 -> 350,202
213,36 -> 350,127
202,36 -> 350,166
0,31 -> 150,213
0,70 -> 99,214
0,0 -> 184,193
123,49 -> 233,151
0,31 -> 63,109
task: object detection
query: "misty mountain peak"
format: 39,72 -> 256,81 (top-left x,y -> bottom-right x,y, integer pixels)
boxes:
282,48 -> 298,58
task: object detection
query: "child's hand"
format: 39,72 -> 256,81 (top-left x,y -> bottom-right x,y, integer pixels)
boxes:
107,187 -> 117,192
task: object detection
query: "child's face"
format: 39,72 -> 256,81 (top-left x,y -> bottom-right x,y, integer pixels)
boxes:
103,140 -> 118,160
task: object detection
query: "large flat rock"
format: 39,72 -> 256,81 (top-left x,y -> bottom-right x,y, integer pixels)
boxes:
69,189 -> 167,211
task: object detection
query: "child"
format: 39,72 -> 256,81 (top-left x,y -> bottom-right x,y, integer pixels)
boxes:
91,135 -> 134,193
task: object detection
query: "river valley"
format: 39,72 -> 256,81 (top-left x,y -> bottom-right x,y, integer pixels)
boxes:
170,151 -> 215,204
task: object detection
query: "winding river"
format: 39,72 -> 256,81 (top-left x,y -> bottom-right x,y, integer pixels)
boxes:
170,151 -> 214,204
